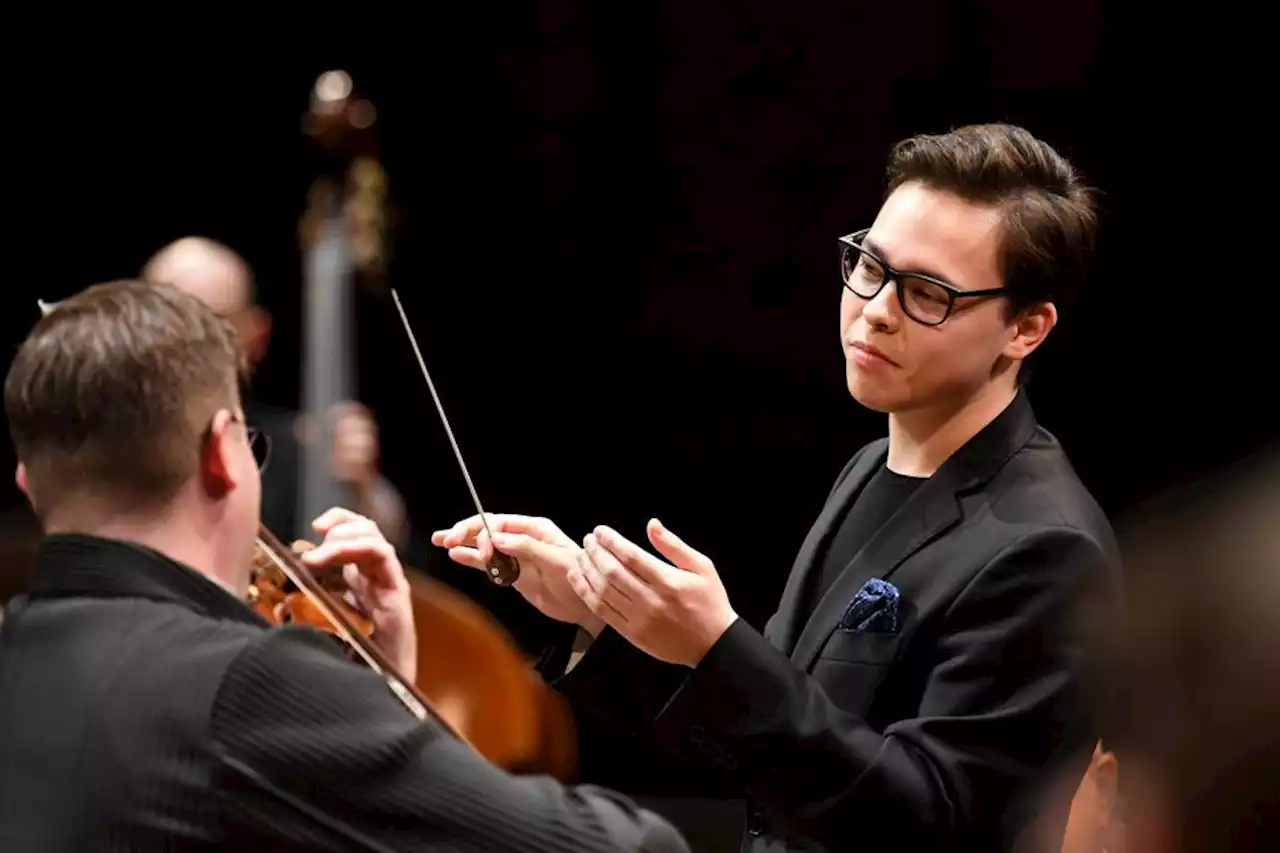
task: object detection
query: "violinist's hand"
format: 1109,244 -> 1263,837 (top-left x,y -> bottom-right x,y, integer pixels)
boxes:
431,514 -> 604,635
568,519 -> 738,668
300,507 -> 417,680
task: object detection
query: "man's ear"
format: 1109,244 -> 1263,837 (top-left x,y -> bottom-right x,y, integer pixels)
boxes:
14,462 -> 42,518
15,462 -> 28,497
199,410 -> 238,498
1003,301 -> 1058,362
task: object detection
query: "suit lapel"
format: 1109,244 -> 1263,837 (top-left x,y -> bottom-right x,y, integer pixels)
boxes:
790,471 -> 962,669
788,389 -> 1041,671
766,442 -> 886,655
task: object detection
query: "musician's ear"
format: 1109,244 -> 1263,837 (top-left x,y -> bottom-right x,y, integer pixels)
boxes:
199,409 -> 239,498
15,462 -> 29,498
239,306 -> 272,367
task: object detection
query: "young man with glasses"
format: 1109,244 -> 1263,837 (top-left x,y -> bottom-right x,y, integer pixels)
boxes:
433,122 -> 1121,851
0,280 -> 689,853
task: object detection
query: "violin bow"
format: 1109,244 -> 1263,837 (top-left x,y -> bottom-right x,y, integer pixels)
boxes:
389,289 -> 520,586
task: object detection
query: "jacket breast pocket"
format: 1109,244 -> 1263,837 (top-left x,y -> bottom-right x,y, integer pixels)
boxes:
811,629 -> 900,712
816,628 -> 900,664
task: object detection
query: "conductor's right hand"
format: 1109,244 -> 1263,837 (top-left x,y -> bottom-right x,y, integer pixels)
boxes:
431,514 -> 604,634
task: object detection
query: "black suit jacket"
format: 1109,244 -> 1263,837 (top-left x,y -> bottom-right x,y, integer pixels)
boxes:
555,390 -> 1120,852
0,534 -> 688,853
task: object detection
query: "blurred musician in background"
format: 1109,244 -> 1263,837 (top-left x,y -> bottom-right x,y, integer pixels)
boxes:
1053,740 -> 1123,853
0,280 -> 688,852
1034,447 -> 1279,853
1079,448 -> 1278,853
142,236 -> 409,550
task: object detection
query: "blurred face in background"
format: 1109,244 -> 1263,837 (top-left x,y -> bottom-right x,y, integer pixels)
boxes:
143,238 -> 271,370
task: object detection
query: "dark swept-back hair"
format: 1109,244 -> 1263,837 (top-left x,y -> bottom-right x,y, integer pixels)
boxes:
4,279 -> 245,517
885,122 -> 1099,320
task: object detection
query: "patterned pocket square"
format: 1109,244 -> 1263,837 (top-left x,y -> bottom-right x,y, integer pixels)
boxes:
838,578 -> 901,634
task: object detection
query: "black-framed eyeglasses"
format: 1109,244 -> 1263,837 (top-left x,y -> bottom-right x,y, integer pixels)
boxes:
839,228 -> 1007,326
225,412 -> 272,473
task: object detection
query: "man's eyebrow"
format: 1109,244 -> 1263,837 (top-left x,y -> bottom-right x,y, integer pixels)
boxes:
861,235 -> 958,287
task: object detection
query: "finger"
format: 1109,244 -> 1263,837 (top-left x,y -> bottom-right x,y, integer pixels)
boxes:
343,588 -> 369,617
490,531 -> 569,566
576,538 -> 630,605
646,518 -> 715,575
302,535 -> 400,589
567,551 -> 630,627
341,564 -> 384,618
342,563 -> 374,609
592,525 -> 678,589
583,533 -> 662,610
430,526 -> 476,547
316,516 -> 381,543
434,514 -> 569,550
445,545 -> 492,572
431,514 -> 501,549
312,506 -> 369,534
290,539 -> 316,555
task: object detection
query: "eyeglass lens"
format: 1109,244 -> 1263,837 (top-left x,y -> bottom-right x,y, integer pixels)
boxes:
247,428 -> 271,472
841,244 -> 952,324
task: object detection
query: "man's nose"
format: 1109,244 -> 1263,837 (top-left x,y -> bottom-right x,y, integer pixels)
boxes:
861,279 -> 900,329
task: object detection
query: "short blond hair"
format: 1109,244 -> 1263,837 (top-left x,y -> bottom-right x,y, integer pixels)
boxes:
4,280 -> 245,516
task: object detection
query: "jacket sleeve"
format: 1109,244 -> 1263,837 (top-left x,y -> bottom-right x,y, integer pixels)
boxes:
645,527 -> 1114,850
547,444 -> 881,798
208,626 -> 689,853
551,441 -> 876,726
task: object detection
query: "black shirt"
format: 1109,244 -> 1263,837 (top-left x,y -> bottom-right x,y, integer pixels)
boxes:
802,464 -> 925,616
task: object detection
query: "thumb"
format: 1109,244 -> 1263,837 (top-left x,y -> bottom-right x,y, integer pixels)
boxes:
291,539 -> 317,556
491,532 -> 568,567
647,518 -> 714,575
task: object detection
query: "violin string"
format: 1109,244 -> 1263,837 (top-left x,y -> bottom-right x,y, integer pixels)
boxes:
389,289 -> 503,569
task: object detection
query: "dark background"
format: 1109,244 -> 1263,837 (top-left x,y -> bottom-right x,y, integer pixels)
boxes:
3,1 -> 1275,811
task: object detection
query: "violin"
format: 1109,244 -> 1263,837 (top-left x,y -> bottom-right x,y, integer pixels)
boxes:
247,523 -> 577,780
249,71 -> 577,781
